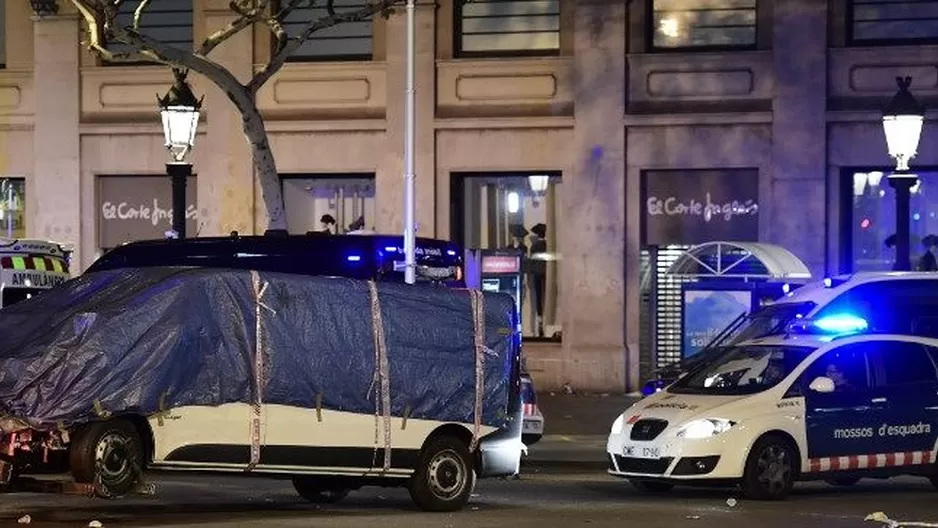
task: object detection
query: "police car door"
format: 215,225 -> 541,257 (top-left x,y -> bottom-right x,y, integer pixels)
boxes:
865,339 -> 938,464
802,342 -> 885,464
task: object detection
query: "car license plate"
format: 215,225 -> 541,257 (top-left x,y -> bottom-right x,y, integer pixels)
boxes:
622,444 -> 660,459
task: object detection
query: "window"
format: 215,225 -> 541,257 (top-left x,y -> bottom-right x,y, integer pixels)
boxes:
281,175 -> 375,235
816,279 -> 938,335
869,341 -> 938,386
282,0 -> 373,61
802,343 -> 872,393
0,178 -> 24,239
651,0 -> 757,50
848,170 -> 938,273
452,173 -> 562,340
456,0 -> 560,56
110,0 -> 193,57
850,0 -> 938,43
670,344 -> 815,395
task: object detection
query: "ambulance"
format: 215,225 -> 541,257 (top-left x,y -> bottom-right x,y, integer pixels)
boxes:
0,238 -> 71,307
607,273 -> 938,499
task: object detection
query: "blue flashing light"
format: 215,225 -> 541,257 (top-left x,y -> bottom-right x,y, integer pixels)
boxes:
447,249 -> 457,256
812,314 -> 868,334
347,255 -> 362,262
384,246 -> 398,252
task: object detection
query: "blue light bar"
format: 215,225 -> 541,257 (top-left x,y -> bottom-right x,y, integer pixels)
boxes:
347,255 -> 362,262
812,314 -> 868,334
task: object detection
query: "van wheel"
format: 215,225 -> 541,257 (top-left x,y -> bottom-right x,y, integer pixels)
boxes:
630,479 -> 674,493
741,435 -> 795,500
69,419 -> 144,498
408,436 -> 476,512
292,476 -> 351,504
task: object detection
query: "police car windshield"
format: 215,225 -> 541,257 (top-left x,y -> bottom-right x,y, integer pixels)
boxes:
717,301 -> 815,347
670,344 -> 815,395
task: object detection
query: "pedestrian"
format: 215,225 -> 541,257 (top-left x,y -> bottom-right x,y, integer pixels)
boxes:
919,234 -> 937,271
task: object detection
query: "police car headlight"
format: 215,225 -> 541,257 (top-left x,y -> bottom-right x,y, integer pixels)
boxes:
676,419 -> 735,439
610,413 -> 625,434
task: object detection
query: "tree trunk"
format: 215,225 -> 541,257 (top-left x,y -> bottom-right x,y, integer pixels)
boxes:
240,99 -> 287,232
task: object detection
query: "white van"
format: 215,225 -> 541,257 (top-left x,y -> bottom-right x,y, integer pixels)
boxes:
0,238 -> 71,307
608,305 -> 938,499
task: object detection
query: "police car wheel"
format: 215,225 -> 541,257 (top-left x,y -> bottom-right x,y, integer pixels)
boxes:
741,435 -> 796,500
630,479 -> 674,493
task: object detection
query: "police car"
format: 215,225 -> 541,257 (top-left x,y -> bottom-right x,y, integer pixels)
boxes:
607,312 -> 938,499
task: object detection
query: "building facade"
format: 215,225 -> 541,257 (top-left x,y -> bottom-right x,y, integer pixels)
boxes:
3,0 -> 938,392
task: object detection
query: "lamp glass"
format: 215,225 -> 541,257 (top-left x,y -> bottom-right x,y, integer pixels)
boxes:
161,105 -> 200,161
867,171 -> 884,187
853,172 -> 868,197
882,114 -> 924,170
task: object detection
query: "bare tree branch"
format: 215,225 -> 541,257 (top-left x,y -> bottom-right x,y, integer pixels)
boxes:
248,0 -> 400,94
133,0 -> 152,31
198,0 -> 270,56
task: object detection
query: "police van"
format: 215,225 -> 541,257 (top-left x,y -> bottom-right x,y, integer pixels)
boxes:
607,303 -> 938,499
0,238 -> 71,307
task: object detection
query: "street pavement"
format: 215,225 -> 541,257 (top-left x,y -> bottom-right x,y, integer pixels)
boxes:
4,395 -> 938,527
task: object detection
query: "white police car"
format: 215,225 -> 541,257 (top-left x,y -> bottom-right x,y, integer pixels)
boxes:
607,312 -> 938,499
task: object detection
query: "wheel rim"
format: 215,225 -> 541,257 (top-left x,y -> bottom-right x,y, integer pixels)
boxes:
755,444 -> 791,495
427,449 -> 466,500
94,431 -> 133,483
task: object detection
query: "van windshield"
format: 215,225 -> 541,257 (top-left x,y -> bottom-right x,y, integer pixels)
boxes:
669,344 -> 816,395
715,301 -> 816,347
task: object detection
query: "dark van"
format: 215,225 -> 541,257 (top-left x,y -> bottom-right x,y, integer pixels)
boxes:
86,231 -> 465,287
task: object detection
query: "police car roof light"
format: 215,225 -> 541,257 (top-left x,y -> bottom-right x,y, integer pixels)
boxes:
811,314 -> 868,334
347,254 -> 362,262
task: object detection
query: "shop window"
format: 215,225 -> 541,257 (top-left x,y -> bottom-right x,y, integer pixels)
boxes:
108,0 -> 193,61
281,175 -> 375,235
456,0 -> 560,56
281,0 -> 373,61
0,177 -> 25,239
452,173 -> 562,341
651,0 -> 757,50
849,0 -> 938,44
848,170 -> 938,272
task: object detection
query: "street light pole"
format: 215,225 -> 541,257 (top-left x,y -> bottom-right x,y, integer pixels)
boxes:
882,76 -> 925,271
158,68 -> 203,240
403,0 -> 416,284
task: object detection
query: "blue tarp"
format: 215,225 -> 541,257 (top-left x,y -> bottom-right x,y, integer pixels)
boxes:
0,268 -> 518,432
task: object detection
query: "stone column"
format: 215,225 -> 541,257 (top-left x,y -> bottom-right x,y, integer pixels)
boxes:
199,0 -> 254,236
32,9 -> 82,264
565,0 -> 628,392
378,1 -> 436,236
771,0 -> 827,276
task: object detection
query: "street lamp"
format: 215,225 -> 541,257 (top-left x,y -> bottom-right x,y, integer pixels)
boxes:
882,76 -> 925,271
158,68 -> 202,239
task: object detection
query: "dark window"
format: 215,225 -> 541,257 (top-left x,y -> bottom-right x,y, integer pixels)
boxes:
816,279 -> 938,335
456,0 -> 560,56
794,342 -> 871,396
110,0 -> 193,57
869,341 -> 938,386
651,0 -> 757,50
282,0 -> 374,61
850,0 -> 938,44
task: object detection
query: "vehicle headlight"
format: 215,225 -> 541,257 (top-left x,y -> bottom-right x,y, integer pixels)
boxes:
610,413 -> 625,434
676,419 -> 735,439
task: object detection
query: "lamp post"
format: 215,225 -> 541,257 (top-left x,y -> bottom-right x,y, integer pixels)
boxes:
882,76 -> 925,271
158,68 -> 203,239
402,0 -> 416,284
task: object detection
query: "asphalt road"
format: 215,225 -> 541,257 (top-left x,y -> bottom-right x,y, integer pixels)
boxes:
2,465 -> 938,528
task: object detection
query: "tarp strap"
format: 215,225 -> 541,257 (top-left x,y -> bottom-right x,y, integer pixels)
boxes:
401,404 -> 411,430
154,392 -> 168,427
92,400 -> 110,420
247,271 -> 273,472
469,289 -> 485,452
368,281 -> 392,473
316,392 -> 323,423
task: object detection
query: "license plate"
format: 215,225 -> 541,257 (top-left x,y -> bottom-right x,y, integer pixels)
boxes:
522,420 -> 541,433
622,444 -> 660,459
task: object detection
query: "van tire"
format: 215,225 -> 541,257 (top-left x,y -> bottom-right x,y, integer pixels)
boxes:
408,435 -> 476,512
69,419 -> 144,498
292,476 -> 351,504
740,435 -> 795,500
